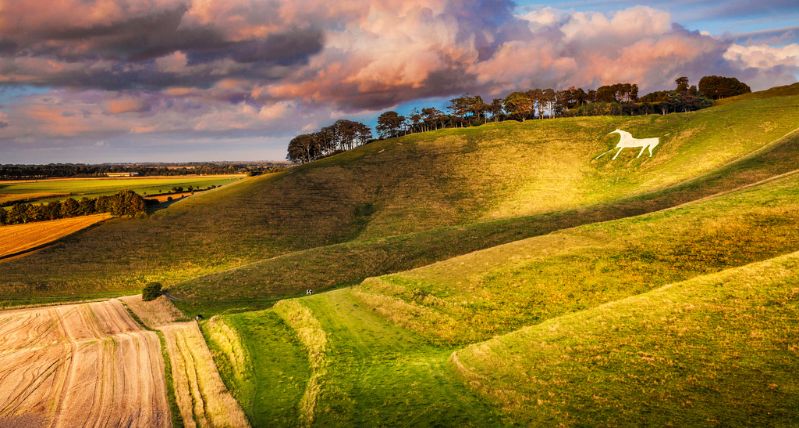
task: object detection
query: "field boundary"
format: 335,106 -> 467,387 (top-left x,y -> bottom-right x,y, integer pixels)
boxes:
119,299 -> 185,428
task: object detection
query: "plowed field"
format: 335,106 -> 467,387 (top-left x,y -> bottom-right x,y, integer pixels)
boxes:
0,300 -> 170,427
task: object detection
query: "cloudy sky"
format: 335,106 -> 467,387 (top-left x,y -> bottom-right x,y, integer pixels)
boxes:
0,0 -> 797,163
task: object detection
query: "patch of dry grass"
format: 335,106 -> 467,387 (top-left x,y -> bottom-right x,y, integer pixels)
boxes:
118,295 -> 185,328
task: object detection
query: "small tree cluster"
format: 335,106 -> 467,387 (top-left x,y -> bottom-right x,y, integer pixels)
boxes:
287,119 -> 372,163
698,75 -> 751,99
142,282 -> 163,301
1,190 -> 148,225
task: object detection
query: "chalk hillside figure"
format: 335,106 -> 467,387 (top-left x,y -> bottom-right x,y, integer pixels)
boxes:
608,129 -> 660,159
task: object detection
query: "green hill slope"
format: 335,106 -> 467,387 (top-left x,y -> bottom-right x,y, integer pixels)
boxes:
453,250 -> 799,426
203,171 -> 799,425
175,127 -> 799,314
356,171 -> 799,343
1,84 -> 798,308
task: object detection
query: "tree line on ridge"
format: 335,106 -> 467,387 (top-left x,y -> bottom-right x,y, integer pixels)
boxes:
286,75 -> 750,163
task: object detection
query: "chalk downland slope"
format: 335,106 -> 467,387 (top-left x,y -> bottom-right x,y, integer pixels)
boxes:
217,170 -> 799,424
0,300 -> 169,427
1,84 -> 798,309
452,251 -> 799,426
355,171 -> 799,343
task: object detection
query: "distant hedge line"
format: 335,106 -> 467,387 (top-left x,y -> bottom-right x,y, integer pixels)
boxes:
0,190 -> 149,225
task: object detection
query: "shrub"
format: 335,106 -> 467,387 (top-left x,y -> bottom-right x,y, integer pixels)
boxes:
142,282 -> 163,301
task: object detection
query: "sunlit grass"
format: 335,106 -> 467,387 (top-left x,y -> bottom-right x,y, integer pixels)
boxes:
1,84 -> 797,311
356,172 -> 799,343
454,251 -> 799,426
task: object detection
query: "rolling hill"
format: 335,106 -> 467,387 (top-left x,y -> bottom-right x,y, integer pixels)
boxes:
1,83 -> 798,310
453,250 -> 799,426
207,168 -> 799,425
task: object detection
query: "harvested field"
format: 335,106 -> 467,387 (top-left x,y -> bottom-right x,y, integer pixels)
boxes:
0,300 -> 170,427
0,213 -> 112,259
160,322 -> 249,428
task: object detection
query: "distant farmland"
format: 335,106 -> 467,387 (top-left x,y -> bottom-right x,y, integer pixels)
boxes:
0,213 -> 112,259
0,174 -> 243,205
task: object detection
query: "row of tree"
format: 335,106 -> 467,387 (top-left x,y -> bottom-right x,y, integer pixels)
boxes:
0,190 -> 149,225
286,75 -> 750,162
0,162 -> 287,180
376,76 -> 740,137
287,119 -> 373,163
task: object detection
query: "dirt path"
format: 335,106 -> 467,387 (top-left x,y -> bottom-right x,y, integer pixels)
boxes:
0,300 -> 170,427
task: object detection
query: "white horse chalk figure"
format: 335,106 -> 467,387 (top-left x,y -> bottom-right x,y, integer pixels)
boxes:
602,129 -> 660,160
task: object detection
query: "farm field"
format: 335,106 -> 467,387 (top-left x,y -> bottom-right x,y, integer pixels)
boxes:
120,295 -> 249,428
0,213 -> 112,259
0,300 -> 169,427
160,322 -> 250,428
0,174 -> 243,205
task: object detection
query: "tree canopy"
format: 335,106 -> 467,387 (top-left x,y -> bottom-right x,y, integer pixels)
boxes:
698,75 -> 751,99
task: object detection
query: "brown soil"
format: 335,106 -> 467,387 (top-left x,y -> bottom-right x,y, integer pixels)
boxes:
0,300 -> 171,427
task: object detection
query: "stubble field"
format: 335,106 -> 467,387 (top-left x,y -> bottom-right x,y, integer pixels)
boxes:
0,300 -> 170,427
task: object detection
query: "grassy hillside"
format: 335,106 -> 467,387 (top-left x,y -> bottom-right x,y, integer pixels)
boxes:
174,127 -> 799,314
205,289 -> 505,427
453,251 -> 799,426
201,172 -> 799,425
356,171 -> 799,343
1,84 -> 798,308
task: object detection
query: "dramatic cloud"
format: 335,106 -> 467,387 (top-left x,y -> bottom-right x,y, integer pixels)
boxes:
0,0 -> 796,162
